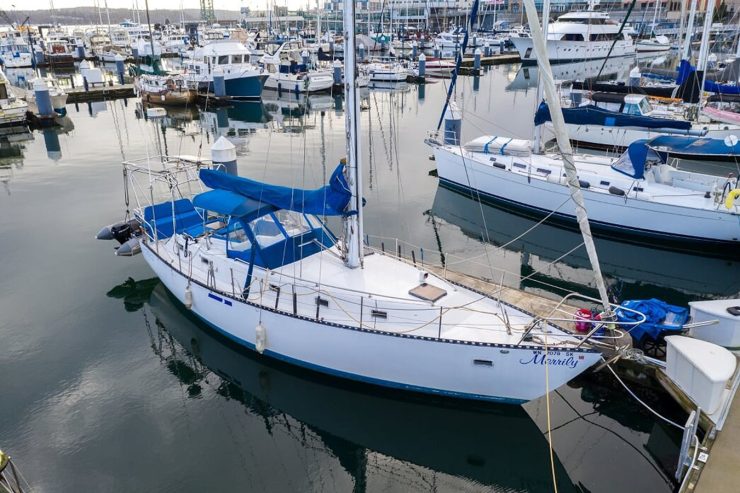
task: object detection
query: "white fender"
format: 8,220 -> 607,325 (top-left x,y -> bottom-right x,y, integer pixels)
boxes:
256,322 -> 267,354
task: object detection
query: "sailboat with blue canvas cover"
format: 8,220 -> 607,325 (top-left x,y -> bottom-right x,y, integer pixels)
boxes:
96,1 -> 632,404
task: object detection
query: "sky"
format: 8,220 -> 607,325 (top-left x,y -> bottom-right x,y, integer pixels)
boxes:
8,1 -> 311,11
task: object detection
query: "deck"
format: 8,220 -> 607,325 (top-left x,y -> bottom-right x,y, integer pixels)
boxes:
673,353 -> 740,492
66,84 -> 136,103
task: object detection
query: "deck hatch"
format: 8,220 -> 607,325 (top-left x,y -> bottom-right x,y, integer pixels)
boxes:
409,283 -> 448,302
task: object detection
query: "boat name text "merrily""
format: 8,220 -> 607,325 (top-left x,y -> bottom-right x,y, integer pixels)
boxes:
519,351 -> 583,369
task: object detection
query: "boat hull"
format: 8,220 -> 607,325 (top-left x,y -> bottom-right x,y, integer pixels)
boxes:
635,42 -> 671,53
141,242 -> 600,403
203,74 -> 268,99
433,145 -> 740,253
511,36 -> 635,64
558,122 -> 740,152
263,73 -> 334,93
140,89 -> 196,106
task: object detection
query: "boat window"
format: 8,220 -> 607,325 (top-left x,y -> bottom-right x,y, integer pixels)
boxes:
227,220 -> 252,252
273,210 -> 312,238
639,98 -> 653,114
623,103 -> 641,115
589,33 -> 617,42
230,54 -> 243,64
218,55 -> 229,64
562,33 -> 584,41
249,214 -> 286,248
0,84 -> 7,100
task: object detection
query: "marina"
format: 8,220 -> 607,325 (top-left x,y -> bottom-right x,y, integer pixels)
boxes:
0,0 -> 739,492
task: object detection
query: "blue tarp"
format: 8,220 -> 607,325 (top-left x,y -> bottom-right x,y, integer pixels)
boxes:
533,102 -> 692,131
615,298 -> 689,344
199,163 -> 353,217
676,59 -> 740,95
648,135 -> 740,158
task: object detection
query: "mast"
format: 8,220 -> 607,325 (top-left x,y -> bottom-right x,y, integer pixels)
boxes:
682,0 -> 697,60
696,0 -> 717,116
522,0 -> 612,315
104,0 -> 112,41
533,0 -> 551,154
343,0 -> 364,269
144,0 -> 156,66
677,0 -> 687,51
696,0 -> 716,72
650,0 -> 660,37
316,0 -> 321,41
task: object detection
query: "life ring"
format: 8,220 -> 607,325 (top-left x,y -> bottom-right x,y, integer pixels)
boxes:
726,189 -> 740,210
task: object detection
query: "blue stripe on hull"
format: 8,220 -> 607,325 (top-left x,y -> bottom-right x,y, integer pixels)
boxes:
438,178 -> 739,257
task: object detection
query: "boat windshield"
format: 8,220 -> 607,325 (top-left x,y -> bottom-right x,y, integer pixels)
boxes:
639,98 -> 653,115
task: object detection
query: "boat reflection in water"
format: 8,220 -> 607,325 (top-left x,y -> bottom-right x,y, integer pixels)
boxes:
0,134 -> 27,194
108,278 -> 583,493
262,90 -> 343,133
199,102 -> 271,152
507,56 -> 635,92
429,185 -> 740,304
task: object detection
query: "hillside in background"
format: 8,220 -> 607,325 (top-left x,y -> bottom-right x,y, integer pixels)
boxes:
4,7 -> 242,26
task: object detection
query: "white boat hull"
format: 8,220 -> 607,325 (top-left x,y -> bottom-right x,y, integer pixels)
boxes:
432,144 -> 740,247
263,72 -> 334,93
141,242 -> 600,403
558,122 -> 740,150
511,36 -> 635,63
635,42 -> 671,53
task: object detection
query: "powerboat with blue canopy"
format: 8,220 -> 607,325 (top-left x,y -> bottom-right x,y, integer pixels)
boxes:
534,102 -> 693,132
534,92 -> 740,151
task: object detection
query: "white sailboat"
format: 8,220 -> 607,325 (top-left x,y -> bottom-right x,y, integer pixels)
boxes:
97,0 -> 621,404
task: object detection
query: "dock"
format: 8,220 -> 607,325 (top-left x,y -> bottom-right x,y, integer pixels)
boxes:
694,396 -> 740,492
66,84 -> 136,103
673,354 -> 740,492
459,52 -> 521,67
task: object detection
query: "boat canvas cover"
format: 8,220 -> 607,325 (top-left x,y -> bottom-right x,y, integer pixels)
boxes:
464,136 -> 532,157
199,163 -> 352,217
533,102 -> 692,131
647,135 -> 740,157
193,190 -> 276,221
611,141 -> 663,179
676,59 -> 740,96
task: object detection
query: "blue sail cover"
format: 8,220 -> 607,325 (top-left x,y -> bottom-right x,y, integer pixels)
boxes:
676,59 -> 740,95
199,163 -> 352,217
647,135 -> 740,157
534,102 -> 692,131
610,141 -> 663,179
